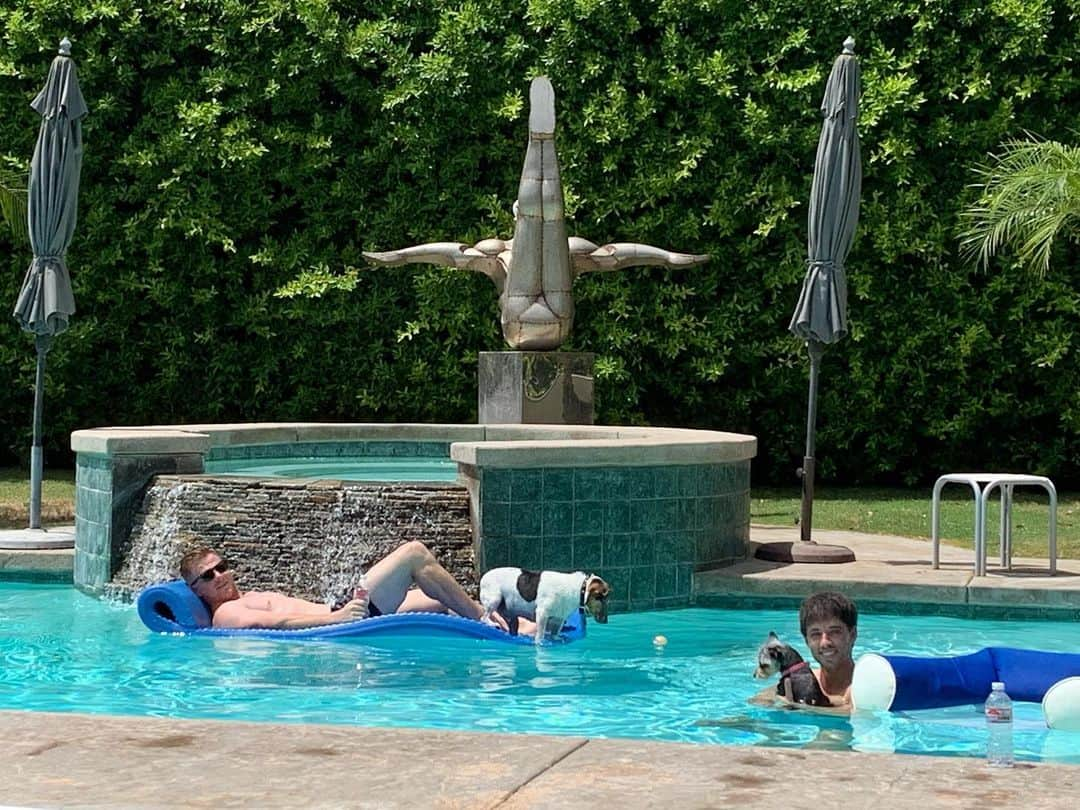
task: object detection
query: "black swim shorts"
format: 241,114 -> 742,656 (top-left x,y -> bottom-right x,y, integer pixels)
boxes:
330,593 -> 383,616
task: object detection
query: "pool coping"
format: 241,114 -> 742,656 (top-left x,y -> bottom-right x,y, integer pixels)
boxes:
4,523 -> 1079,617
1,709 -> 1076,807
70,421 -> 758,467
0,538 -> 74,582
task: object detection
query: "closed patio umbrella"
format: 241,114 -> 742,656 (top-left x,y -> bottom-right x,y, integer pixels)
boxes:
758,37 -> 861,564
11,37 -> 87,536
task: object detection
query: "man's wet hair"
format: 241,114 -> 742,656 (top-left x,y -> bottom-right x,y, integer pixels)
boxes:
799,591 -> 857,637
178,545 -> 216,582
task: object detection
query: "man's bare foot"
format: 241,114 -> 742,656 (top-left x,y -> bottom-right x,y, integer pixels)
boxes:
481,612 -> 538,636
483,611 -> 510,632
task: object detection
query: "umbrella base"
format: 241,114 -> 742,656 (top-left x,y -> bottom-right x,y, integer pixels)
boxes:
754,541 -> 855,564
0,526 -> 74,550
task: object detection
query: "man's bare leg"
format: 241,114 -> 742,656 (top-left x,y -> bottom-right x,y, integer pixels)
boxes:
396,589 -> 448,614
365,541 -> 483,619
366,542 -> 536,633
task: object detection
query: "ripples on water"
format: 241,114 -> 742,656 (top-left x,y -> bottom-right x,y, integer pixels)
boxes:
2,583 -> 1079,762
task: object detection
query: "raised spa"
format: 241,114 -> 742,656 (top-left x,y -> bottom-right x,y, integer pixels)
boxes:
71,423 -> 756,612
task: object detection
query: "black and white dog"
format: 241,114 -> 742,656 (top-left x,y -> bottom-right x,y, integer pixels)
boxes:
753,631 -> 831,707
479,567 -> 611,643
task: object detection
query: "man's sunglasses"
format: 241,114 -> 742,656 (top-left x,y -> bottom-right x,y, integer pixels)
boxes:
187,559 -> 229,586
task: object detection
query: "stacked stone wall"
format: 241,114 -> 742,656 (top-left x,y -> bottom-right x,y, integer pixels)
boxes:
107,475 -> 474,602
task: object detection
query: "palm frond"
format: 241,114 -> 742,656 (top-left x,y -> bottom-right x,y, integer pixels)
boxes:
0,166 -> 29,248
958,136 -> 1080,276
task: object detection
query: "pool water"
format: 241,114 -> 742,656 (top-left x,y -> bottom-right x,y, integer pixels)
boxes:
203,455 -> 458,482
2,583 -> 1078,763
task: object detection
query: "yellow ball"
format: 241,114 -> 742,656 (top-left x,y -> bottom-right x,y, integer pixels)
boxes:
652,634 -> 668,647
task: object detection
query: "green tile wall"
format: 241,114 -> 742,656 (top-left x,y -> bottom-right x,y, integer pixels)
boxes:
477,462 -> 750,612
74,455 -> 111,593
74,452 -> 204,595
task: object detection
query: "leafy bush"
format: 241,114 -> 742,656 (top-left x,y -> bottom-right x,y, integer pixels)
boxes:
0,0 -> 1077,487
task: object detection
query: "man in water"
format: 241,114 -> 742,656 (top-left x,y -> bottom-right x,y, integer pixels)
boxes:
751,590 -> 858,711
180,541 -> 521,632
797,591 -> 858,706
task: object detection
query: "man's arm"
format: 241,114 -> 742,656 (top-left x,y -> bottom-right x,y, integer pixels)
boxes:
213,598 -> 368,630
787,701 -> 851,716
748,682 -> 791,707
748,681 -> 850,714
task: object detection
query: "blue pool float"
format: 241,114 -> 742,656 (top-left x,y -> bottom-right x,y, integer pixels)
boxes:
136,580 -> 586,644
851,649 -> 1080,730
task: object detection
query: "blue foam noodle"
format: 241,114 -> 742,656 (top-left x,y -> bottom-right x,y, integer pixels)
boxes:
136,580 -> 585,644
852,648 -> 1080,730
889,648 -> 996,710
137,580 -> 211,631
991,647 -> 1080,704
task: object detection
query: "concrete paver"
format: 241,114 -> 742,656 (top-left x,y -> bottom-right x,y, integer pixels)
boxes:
501,738 -> 1077,810
0,711 -> 584,810
1,711 -> 1075,809
0,525 -> 74,551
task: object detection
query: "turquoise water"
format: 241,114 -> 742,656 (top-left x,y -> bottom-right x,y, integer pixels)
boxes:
2,582 -> 1079,762
203,455 -> 458,482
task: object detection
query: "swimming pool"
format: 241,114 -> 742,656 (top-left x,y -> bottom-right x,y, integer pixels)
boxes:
2,583 -> 1078,763
203,455 -> 459,482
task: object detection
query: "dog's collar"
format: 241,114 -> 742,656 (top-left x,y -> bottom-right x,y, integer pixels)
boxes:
781,661 -> 809,677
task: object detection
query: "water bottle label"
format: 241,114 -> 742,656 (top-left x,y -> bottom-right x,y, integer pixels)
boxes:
986,707 -> 1012,722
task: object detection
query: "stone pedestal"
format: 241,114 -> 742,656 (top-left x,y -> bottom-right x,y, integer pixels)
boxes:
478,352 -> 594,425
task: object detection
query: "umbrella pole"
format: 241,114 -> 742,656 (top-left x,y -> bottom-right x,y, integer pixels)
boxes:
799,340 -> 824,542
756,336 -> 853,562
29,334 -> 51,530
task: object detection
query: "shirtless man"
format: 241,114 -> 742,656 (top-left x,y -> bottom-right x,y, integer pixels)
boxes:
751,591 -> 858,711
179,541 -> 519,631
797,591 -> 858,706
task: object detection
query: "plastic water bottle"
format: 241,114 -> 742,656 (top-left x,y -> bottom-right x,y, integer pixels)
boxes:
354,573 -> 370,607
985,681 -> 1014,767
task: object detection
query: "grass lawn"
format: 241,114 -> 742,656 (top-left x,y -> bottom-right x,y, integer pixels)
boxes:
2,468 -> 1076,560
752,486 -> 1079,560
0,467 -> 76,528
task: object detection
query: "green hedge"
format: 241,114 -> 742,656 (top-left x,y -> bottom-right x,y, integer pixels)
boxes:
0,0 -> 1077,487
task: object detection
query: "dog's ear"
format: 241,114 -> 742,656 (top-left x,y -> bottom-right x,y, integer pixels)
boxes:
587,577 -> 610,598
768,630 -> 779,641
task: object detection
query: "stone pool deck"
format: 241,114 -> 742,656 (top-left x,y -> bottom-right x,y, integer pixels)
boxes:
695,525 -> 1080,615
1,710 -> 1076,809
0,531 -> 74,581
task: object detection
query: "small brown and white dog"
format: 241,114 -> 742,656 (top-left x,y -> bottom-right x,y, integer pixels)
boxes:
479,567 -> 611,643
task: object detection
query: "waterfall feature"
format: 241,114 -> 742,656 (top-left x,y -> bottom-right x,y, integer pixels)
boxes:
106,475 -> 475,602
